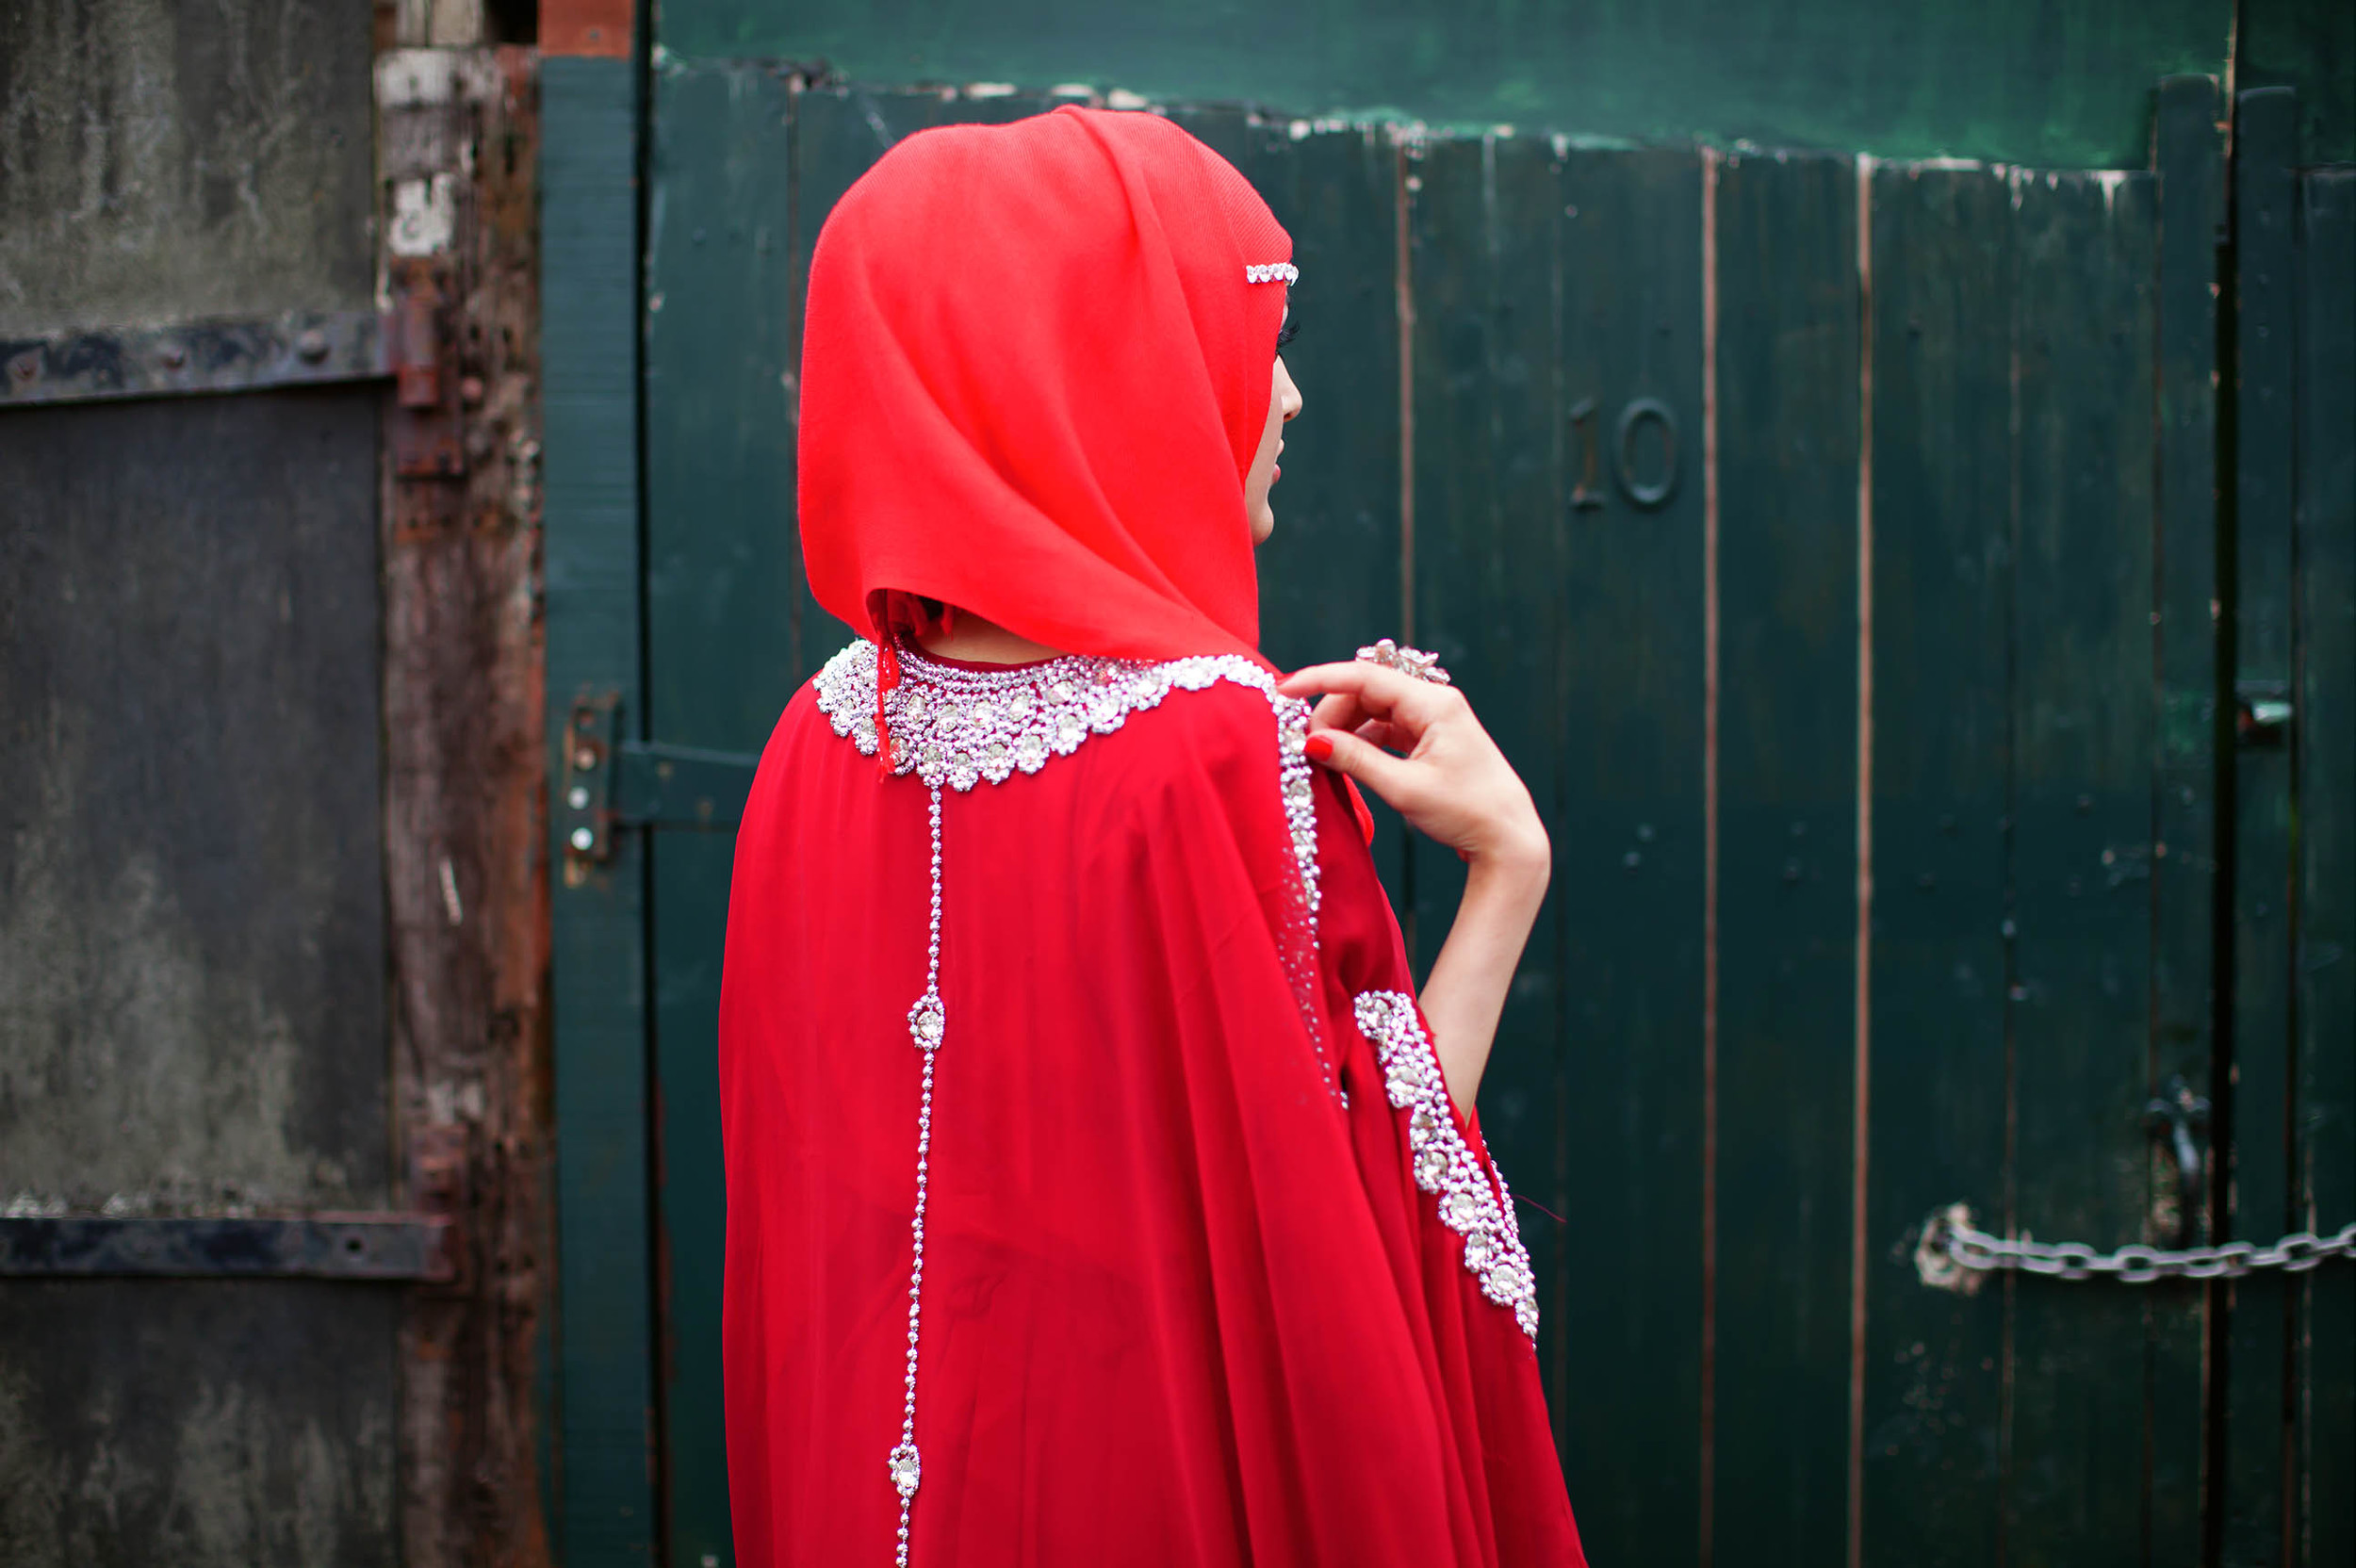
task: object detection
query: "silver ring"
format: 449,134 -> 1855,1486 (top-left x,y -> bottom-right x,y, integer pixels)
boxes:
1354,638 -> 1451,686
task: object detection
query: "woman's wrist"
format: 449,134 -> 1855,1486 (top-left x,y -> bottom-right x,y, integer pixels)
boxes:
1464,825 -> 1549,891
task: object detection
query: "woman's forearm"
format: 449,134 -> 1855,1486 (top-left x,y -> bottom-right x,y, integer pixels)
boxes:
1417,848 -> 1550,1116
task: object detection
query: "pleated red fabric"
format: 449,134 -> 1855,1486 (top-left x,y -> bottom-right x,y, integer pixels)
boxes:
721,106 -> 1584,1565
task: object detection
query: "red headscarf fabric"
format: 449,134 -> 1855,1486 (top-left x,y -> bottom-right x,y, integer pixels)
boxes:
797,106 -> 1293,664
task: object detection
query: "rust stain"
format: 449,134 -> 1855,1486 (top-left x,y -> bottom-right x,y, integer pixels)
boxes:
380,44 -> 553,1568
541,0 -> 633,58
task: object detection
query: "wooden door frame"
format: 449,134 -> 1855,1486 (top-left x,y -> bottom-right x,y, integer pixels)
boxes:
542,2 -> 660,1561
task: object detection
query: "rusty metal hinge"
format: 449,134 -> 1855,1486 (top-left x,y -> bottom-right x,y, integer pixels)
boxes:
0,1215 -> 458,1282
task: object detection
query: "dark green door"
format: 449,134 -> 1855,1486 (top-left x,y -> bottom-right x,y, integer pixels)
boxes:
543,60 -> 2354,1568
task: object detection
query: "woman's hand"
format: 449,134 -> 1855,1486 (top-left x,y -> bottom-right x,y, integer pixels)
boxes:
1275,661 -> 1548,875
1276,659 -> 1549,1114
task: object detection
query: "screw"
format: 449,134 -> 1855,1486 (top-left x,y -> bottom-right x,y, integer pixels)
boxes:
567,785 -> 590,809
159,343 -> 188,369
8,352 -> 38,384
295,328 -> 330,363
570,827 -> 596,852
1623,850 -> 1641,871
574,748 -> 597,771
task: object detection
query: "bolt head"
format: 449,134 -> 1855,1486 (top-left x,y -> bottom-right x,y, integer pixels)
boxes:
569,826 -> 596,852
295,328 -> 330,363
567,786 -> 590,809
158,343 -> 188,369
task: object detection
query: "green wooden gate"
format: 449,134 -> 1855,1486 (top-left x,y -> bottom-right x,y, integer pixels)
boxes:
542,57 -> 2354,1568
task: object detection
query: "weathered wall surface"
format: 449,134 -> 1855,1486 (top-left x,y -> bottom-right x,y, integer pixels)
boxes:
0,0 -> 375,334
0,388 -> 388,1213
0,1282 -> 398,1568
0,5 -> 408,1563
663,0 -> 2356,166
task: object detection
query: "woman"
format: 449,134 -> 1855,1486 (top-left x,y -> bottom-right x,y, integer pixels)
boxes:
720,106 -> 1585,1566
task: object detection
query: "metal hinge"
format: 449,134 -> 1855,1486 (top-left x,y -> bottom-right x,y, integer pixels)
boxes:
560,690 -> 761,867
0,1214 -> 459,1282
1,1128 -> 469,1285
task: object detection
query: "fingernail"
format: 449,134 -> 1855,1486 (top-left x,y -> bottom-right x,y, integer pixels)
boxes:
1303,731 -> 1334,763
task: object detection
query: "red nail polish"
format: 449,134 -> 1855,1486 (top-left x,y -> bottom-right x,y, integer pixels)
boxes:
1303,731 -> 1334,763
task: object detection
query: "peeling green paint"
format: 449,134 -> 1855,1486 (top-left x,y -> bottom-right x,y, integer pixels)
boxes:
650,0 -> 2315,167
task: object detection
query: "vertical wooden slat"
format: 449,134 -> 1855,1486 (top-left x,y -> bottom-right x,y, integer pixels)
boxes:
1710,149 -> 1860,1568
1403,128 -> 1574,1439
1856,161 -> 2012,1567
2152,74 -> 2226,1562
1549,142 -> 1710,1567
640,59 -> 800,1568
541,47 -> 656,1564
2224,83 -> 2299,1568
1560,138 -> 1714,1556
2292,166 -> 2355,1568
2007,167 -> 2163,1564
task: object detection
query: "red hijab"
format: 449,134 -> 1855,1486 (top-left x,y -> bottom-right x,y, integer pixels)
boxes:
797,106 -> 1294,666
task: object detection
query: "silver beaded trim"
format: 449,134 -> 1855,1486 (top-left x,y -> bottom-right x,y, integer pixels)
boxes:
1352,990 -> 1539,1341
1245,262 -> 1299,285
885,783 -> 946,1564
813,641 -> 1333,1055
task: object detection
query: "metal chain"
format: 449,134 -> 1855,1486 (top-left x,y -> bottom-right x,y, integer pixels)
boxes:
1917,1202 -> 2356,1289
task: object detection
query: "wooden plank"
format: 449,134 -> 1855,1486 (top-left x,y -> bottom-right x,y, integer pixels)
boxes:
1547,142 -> 1709,1567
2005,166 -> 2165,1564
646,61 -> 806,748
1400,126 -> 1577,1463
1854,161 -> 2011,1567
541,52 -> 656,1562
2293,166 -> 2355,1568
2224,84 -> 2300,1568
1710,148 -> 1860,1568
2151,74 -> 2227,1563
641,67 -> 799,1563
1239,118 -> 1408,893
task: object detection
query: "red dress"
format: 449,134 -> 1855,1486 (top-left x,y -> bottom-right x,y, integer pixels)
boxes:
719,640 -> 1586,1565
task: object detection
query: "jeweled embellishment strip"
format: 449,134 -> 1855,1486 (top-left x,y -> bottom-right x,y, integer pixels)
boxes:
1353,990 -> 1540,1341
886,784 -> 948,1566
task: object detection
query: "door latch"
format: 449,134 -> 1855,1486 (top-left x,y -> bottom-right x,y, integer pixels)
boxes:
2142,1075 -> 2211,1249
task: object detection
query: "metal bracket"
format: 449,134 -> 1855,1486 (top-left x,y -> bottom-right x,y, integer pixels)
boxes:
2234,679 -> 2292,747
1,309 -> 389,408
562,691 -> 761,868
0,1215 -> 458,1282
2143,1075 -> 2212,1249
561,689 -> 623,865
